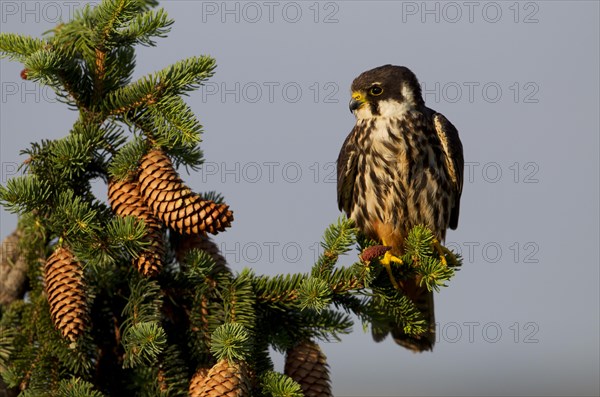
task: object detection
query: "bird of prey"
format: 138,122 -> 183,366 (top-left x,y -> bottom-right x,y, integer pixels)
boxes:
337,65 -> 463,352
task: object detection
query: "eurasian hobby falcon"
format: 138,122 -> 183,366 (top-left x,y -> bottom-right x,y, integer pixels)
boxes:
337,65 -> 464,351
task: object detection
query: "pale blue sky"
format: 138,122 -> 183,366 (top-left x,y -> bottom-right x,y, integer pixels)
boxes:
1,1 -> 599,396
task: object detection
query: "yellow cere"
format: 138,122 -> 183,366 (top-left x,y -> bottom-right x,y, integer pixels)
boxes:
351,91 -> 365,102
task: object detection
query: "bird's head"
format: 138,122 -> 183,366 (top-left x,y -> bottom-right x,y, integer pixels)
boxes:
349,64 -> 424,119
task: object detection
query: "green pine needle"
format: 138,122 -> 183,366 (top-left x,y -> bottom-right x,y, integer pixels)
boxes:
149,96 -> 204,149
92,0 -> 156,44
54,190 -> 101,238
404,225 -> 434,261
210,323 -> 252,362
122,322 -> 167,368
369,288 -> 428,337
299,309 -> 353,342
255,273 -> 306,305
222,269 -> 256,331
298,278 -> 332,313
201,191 -> 225,204
122,278 -> 163,327
417,257 -> 456,292
23,49 -> 65,87
149,345 -> 189,397
0,175 -> 52,214
57,377 -> 105,397
322,216 -> 357,254
182,248 -> 218,279
51,134 -> 93,179
260,371 -> 303,397
0,326 -> 15,372
0,366 -> 21,390
311,216 -> 356,278
106,215 -> 149,257
102,55 -> 216,115
0,33 -> 46,62
116,8 -> 174,47
107,135 -> 148,180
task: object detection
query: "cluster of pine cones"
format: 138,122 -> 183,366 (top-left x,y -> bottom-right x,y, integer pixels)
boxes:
43,148 -> 233,341
109,148 -> 234,277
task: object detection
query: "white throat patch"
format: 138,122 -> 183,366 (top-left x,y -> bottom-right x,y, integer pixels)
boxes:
377,99 -> 413,118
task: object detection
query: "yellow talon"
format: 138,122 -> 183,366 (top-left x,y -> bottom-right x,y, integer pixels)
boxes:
380,250 -> 403,266
380,243 -> 403,289
433,238 -> 458,267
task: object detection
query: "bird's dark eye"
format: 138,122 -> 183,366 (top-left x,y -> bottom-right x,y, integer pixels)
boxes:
369,85 -> 383,96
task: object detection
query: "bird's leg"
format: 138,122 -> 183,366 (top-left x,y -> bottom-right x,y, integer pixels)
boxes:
432,239 -> 447,266
379,239 -> 403,289
432,238 -> 457,267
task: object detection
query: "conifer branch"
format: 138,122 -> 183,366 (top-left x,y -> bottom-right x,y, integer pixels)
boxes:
0,176 -> 52,215
260,371 -> 303,397
57,378 -> 105,397
0,34 -> 47,62
103,56 -> 215,116
116,8 -> 174,47
121,277 -> 166,367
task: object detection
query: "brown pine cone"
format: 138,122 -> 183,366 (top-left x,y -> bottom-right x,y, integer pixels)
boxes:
138,149 -> 233,235
284,340 -> 332,397
172,233 -> 230,275
108,179 -> 165,277
44,246 -> 88,342
198,360 -> 251,397
189,366 -> 210,397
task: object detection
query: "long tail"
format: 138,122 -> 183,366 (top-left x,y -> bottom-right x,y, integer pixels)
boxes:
392,280 -> 435,352
371,279 -> 435,352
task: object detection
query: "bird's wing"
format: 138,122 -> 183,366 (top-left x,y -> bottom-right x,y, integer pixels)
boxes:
432,112 -> 464,230
337,127 -> 359,214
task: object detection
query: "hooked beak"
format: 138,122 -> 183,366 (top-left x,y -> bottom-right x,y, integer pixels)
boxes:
349,92 -> 365,113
